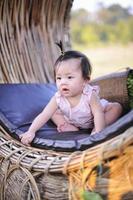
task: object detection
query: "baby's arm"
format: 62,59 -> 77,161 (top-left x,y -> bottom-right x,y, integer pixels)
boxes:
20,96 -> 58,145
90,91 -> 106,134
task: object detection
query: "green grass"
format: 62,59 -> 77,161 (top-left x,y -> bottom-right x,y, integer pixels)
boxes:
81,43 -> 133,79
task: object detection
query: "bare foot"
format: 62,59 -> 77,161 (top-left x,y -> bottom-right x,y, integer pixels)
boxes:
57,122 -> 79,132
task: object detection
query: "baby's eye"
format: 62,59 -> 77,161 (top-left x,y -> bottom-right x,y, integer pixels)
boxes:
56,77 -> 61,80
68,76 -> 73,79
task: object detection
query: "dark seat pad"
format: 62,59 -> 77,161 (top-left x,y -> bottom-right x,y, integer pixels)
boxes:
0,84 -> 133,152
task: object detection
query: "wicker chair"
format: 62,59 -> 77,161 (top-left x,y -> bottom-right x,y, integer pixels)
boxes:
0,1 -> 133,200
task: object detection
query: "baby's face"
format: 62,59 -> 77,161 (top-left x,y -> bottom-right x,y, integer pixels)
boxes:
55,58 -> 87,97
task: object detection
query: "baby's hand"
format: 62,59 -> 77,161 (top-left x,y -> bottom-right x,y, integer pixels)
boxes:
19,131 -> 35,146
57,122 -> 79,132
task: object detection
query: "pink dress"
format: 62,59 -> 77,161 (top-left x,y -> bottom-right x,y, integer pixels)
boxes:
55,84 -> 108,129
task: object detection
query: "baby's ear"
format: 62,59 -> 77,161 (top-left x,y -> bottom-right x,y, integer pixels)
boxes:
86,77 -> 90,82
88,76 -> 91,80
83,79 -> 89,87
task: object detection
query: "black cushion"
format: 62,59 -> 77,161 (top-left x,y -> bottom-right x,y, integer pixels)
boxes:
0,84 -> 133,152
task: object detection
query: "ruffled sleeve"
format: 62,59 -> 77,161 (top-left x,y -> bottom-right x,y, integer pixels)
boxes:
83,84 -> 100,101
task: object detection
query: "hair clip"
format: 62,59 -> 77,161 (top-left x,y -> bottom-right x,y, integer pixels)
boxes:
55,40 -> 65,55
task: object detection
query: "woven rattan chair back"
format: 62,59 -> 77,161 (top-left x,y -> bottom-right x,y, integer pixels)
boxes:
0,0 -> 72,83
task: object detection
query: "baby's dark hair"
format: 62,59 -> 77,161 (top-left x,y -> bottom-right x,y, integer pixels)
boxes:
54,50 -> 92,80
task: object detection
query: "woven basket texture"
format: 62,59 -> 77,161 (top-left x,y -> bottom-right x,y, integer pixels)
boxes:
91,69 -> 130,110
0,0 -> 72,83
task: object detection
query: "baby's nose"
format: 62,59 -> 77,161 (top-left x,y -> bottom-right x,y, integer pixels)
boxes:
60,78 -> 67,84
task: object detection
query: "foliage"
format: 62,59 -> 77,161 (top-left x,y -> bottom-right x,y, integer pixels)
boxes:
127,70 -> 133,109
81,190 -> 103,200
70,4 -> 133,48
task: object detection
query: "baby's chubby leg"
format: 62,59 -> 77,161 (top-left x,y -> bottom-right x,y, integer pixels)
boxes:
104,102 -> 123,126
52,109 -> 79,132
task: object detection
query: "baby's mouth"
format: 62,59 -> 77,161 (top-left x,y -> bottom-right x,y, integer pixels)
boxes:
62,88 -> 69,92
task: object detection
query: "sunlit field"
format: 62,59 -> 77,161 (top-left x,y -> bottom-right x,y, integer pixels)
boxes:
82,43 -> 133,79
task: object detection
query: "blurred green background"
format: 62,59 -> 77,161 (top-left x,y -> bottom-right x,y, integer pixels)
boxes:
70,2 -> 133,78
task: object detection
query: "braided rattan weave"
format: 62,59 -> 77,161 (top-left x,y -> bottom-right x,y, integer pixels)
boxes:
0,0 -> 133,200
